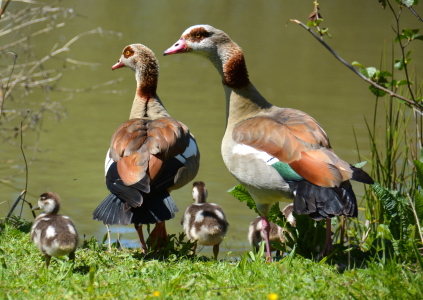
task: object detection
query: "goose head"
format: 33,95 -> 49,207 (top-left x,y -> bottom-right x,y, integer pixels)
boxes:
112,44 -> 159,79
164,25 -> 232,58
164,25 -> 249,88
192,181 -> 208,204
32,192 -> 60,215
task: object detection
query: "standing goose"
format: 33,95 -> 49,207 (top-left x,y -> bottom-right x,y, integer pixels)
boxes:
181,181 -> 229,260
164,25 -> 373,260
93,44 -> 200,252
31,192 -> 78,268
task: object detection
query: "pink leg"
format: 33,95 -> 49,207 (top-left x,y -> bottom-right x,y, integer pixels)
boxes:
261,216 -> 273,262
135,224 -> 147,253
321,218 -> 333,256
149,221 -> 167,250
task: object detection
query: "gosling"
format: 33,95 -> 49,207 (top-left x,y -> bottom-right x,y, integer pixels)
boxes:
182,181 -> 229,260
248,203 -> 296,255
30,192 -> 78,268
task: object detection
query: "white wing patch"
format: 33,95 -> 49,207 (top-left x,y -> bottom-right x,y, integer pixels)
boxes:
105,149 -> 114,175
232,144 -> 280,166
175,137 -> 197,164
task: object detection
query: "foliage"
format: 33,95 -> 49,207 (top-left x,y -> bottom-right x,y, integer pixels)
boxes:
231,0 -> 423,266
228,184 -> 327,259
1,222 -> 423,299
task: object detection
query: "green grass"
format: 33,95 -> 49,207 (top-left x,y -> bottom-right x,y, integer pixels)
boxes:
1,221 -> 422,300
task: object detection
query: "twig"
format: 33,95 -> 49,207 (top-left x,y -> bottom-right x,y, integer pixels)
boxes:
18,120 -> 29,218
3,27 -> 117,100
0,0 -> 12,18
289,19 -> 421,110
401,0 -> 423,22
387,0 -> 416,102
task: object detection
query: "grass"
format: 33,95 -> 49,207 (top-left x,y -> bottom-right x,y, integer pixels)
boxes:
1,220 -> 422,300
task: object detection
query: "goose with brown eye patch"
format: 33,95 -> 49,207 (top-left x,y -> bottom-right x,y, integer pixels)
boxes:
164,24 -> 373,261
181,181 -> 229,260
93,44 -> 200,254
30,192 -> 78,268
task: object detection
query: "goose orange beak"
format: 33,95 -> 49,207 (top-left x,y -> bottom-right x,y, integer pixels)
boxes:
163,38 -> 189,55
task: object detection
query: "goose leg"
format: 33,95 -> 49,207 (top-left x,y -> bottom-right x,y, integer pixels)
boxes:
69,251 -> 75,263
149,221 -> 167,250
45,255 -> 51,268
261,216 -> 273,262
321,218 -> 333,256
213,244 -> 219,260
135,224 -> 148,253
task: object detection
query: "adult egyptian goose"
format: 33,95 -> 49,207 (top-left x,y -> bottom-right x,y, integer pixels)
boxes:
30,192 -> 78,268
181,181 -> 229,260
92,44 -> 200,252
248,204 -> 296,255
164,25 -> 373,260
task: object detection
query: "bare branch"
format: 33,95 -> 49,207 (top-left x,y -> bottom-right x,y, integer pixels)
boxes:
289,19 -> 421,110
401,0 -> 423,22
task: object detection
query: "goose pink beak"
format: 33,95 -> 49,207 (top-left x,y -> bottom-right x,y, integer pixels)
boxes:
112,60 -> 125,70
163,38 -> 189,55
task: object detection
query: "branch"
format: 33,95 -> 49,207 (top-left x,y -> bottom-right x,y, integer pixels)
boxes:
401,1 -> 423,22
289,19 -> 421,110
0,0 -> 12,18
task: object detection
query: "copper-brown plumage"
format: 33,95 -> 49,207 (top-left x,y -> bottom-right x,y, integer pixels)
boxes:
93,44 -> 200,253
109,117 -> 190,186
164,25 -> 373,260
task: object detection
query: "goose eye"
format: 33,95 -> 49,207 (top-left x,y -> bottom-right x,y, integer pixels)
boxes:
125,50 -> 131,56
196,34 -> 201,38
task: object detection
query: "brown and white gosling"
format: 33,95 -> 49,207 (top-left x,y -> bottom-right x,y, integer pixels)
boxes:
30,192 -> 78,268
181,181 -> 229,260
248,203 -> 296,255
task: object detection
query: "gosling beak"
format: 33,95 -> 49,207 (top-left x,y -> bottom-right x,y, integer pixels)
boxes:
31,205 -> 40,211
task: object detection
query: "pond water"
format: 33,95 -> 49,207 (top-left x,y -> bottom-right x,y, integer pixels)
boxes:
2,0 -> 422,256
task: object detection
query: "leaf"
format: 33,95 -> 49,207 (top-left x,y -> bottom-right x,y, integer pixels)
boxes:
369,85 -> 387,97
354,161 -> 368,168
394,59 -> 404,70
366,67 -> 378,78
228,185 -> 259,214
414,160 -> 423,187
352,61 -> 365,68
379,71 -> 393,77
379,0 -> 387,8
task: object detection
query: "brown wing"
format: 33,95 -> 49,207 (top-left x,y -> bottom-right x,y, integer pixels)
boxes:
109,117 -> 190,186
232,108 -> 352,187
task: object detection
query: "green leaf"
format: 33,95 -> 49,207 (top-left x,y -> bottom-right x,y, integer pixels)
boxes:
352,61 -> 365,68
366,67 -> 378,78
399,0 -> 419,7
228,184 -> 259,214
379,0 -> 387,8
354,161 -> 368,168
394,59 -> 404,70
369,85 -> 387,97
379,71 -> 393,77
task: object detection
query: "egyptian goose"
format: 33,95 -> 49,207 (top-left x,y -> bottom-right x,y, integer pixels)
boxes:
164,25 -> 373,260
93,44 -> 200,252
181,181 -> 229,260
248,203 -> 296,255
30,192 -> 78,268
